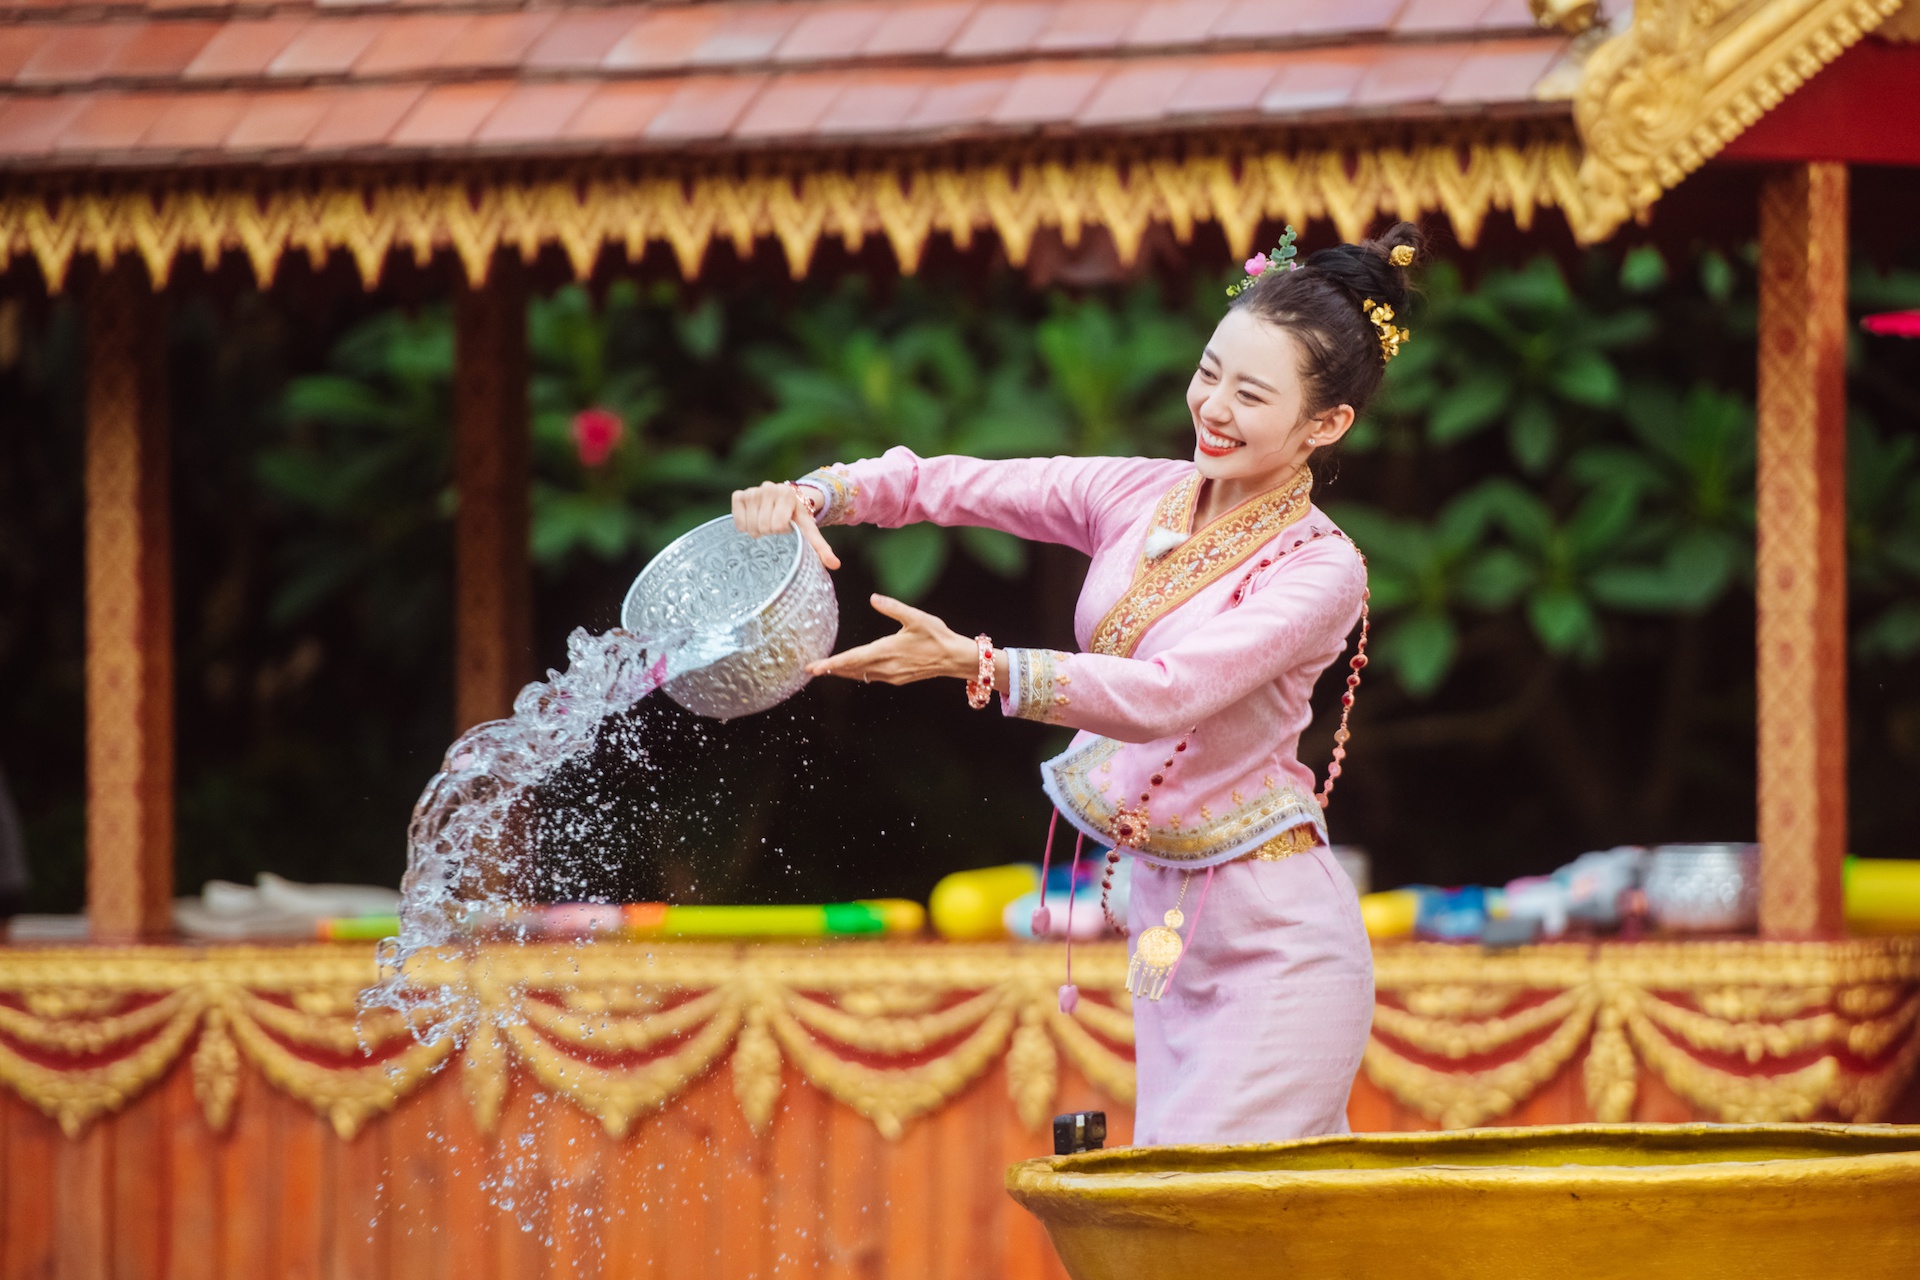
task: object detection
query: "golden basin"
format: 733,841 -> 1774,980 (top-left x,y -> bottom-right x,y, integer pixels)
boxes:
1007,1124 -> 1920,1280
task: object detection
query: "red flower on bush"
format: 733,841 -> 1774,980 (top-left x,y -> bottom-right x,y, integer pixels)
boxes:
571,407 -> 625,467
1862,311 -> 1920,339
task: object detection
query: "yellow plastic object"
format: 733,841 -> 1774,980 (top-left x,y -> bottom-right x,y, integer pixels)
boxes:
1846,857 -> 1920,932
1007,1124 -> 1920,1280
929,864 -> 1041,940
1359,888 -> 1419,940
860,898 -> 928,936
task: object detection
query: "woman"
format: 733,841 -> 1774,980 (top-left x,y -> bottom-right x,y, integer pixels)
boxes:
731,224 -> 1420,1145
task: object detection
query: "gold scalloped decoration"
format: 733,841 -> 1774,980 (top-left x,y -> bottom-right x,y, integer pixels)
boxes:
0,133 -> 1594,293
0,940 -> 1916,1139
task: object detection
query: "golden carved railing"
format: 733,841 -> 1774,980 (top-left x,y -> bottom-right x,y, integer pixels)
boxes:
2,939 -> 1916,1141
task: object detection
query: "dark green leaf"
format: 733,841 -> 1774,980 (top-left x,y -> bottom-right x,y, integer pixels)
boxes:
677,299 -> 725,360
1429,371 -> 1513,443
1457,548 -> 1534,610
1528,589 -> 1601,659
1508,396 -> 1558,474
1549,349 -> 1622,408
870,524 -> 948,601
1858,602 -> 1920,660
959,526 -> 1028,577
1377,612 -> 1458,698
1700,251 -> 1736,303
1620,246 -> 1668,294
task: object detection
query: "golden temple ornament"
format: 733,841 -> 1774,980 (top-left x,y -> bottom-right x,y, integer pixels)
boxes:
1390,244 -> 1416,267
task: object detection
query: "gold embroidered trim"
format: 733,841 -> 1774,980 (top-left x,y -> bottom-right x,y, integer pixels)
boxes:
1235,824 -> 1321,862
1008,649 -> 1067,724
1045,735 -> 1327,864
1089,467 -> 1313,659
795,465 -> 858,527
0,132 -> 1600,292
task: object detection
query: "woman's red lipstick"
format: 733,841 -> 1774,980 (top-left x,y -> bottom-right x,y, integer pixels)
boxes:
1196,427 -> 1245,457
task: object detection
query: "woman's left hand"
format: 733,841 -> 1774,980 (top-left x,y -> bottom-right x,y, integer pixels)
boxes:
806,595 -> 976,685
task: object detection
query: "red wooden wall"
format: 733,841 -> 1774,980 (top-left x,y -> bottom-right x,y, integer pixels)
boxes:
8,1051 -> 1916,1279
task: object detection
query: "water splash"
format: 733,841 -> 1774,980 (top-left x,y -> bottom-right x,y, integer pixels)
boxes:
359,520 -> 837,1240
361,626 -> 694,1041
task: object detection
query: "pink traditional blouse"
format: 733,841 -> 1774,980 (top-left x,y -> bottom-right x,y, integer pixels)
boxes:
798,448 -> 1367,869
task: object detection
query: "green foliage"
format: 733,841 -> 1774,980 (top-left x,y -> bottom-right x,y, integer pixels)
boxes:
1032,284 -> 1207,457
260,308 -> 454,660
1377,258 -> 1653,475
268,248 -> 1920,697
268,285 -> 747,636
1574,383 -> 1753,614
735,278 -> 1203,599
1849,410 -> 1920,660
528,282 -> 739,566
733,279 -> 1052,597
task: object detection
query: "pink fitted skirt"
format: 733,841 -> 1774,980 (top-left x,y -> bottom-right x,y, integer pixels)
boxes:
1127,844 -> 1374,1146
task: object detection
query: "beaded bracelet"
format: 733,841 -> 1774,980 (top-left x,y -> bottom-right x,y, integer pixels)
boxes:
787,481 -> 822,518
965,635 -> 994,709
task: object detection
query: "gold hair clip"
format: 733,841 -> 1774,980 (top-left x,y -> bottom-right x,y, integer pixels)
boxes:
1390,244 -> 1415,267
1361,299 -> 1410,362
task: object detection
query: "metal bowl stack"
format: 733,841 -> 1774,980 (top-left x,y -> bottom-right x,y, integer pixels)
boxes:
621,516 -> 838,720
1643,843 -> 1760,934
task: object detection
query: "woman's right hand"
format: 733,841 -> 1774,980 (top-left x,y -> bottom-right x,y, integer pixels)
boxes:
731,481 -> 841,570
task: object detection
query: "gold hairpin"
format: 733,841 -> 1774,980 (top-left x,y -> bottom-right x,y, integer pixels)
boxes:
1361,299 -> 1410,362
1390,244 -> 1415,267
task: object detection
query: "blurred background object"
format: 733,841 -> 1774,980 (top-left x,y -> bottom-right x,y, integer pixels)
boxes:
931,864 -> 1040,941
0,766 -> 26,919
1642,844 -> 1762,934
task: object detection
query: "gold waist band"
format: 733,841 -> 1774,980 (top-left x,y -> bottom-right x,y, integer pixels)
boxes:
1234,824 -> 1319,862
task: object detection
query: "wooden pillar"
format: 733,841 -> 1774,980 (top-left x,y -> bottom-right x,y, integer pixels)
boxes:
84,262 -> 173,939
1755,162 -> 1849,939
452,261 -> 533,731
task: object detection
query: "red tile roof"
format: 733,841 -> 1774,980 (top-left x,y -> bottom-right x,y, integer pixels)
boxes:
0,0 -> 1578,168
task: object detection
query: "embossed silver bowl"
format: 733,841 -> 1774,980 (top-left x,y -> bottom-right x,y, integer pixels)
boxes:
1644,843 -> 1760,934
620,516 -> 838,720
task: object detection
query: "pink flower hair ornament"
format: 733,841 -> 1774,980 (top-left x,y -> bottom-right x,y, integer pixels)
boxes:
1226,226 -> 1300,298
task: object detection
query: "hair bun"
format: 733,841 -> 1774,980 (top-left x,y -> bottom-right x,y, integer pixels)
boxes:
1375,222 -> 1423,275
1302,221 -> 1423,313
1226,220 -> 1425,420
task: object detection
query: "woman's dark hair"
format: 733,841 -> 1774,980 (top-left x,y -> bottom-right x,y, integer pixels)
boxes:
1227,221 -> 1424,420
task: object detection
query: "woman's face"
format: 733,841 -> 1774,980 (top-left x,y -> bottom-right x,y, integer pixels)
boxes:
1185,308 -> 1350,486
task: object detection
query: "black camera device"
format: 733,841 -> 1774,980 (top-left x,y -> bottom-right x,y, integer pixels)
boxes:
1053,1110 -> 1107,1155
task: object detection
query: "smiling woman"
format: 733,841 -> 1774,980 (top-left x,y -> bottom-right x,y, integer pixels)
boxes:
729,223 -> 1425,1147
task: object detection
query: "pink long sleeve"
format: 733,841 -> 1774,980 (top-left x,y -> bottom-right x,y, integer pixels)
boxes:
798,447 -> 1185,556
1008,537 -> 1365,744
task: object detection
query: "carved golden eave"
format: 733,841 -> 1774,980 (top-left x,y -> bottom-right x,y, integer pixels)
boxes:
1574,0 -> 1908,239
0,127 -> 1590,291
0,1 -> 1908,288
1880,0 -> 1920,39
